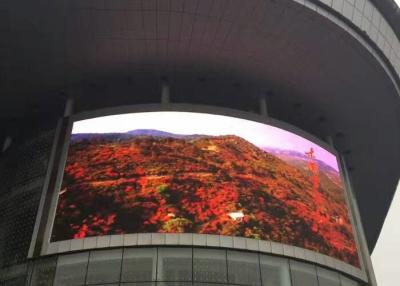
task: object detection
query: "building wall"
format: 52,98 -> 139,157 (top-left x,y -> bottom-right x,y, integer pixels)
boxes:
0,129 -> 56,268
307,0 -> 400,81
1,246 -> 361,286
0,110 -> 368,286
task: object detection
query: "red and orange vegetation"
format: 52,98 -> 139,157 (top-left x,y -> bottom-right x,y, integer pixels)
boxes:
52,132 -> 360,267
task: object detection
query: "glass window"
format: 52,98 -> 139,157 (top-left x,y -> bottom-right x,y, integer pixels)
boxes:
122,283 -> 155,286
87,284 -> 119,286
193,284 -> 228,286
86,248 -> 122,285
193,248 -> 227,283
289,260 -> 318,286
157,248 -> 192,282
340,275 -> 360,286
53,252 -> 89,286
260,255 -> 291,286
227,250 -> 261,286
30,257 -> 57,286
157,283 -> 193,286
317,267 -> 340,286
121,248 -> 157,282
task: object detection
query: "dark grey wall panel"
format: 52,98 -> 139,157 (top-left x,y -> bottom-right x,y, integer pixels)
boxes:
0,129 -> 56,268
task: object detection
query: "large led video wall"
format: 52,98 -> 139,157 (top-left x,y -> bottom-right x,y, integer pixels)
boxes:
51,111 -> 360,267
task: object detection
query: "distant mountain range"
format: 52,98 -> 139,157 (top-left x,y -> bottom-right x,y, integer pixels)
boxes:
263,147 -> 342,191
262,147 -> 339,174
126,129 -> 206,140
71,129 -> 340,176
71,129 -> 207,142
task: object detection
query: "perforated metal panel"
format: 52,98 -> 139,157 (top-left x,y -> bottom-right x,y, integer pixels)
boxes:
0,131 -> 54,197
0,129 -> 55,268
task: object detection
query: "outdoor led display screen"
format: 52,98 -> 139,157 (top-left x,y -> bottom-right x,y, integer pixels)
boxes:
51,111 -> 360,267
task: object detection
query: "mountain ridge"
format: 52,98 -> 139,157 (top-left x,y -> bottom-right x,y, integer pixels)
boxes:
71,129 -> 208,142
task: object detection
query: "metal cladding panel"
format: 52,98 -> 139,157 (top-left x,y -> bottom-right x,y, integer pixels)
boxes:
0,130 -> 56,267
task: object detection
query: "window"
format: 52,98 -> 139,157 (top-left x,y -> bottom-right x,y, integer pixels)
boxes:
86,249 -> 122,285
317,267 -> 340,286
260,255 -> 291,286
157,248 -> 192,282
121,283 -> 155,286
121,248 -> 157,282
289,261 -> 318,286
340,275 -> 360,286
193,248 -> 227,284
54,252 -> 89,286
156,283 -> 192,286
86,284 -> 119,286
227,250 -> 261,286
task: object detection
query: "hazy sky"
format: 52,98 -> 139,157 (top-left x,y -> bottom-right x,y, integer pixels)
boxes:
372,179 -> 400,286
72,112 -> 339,171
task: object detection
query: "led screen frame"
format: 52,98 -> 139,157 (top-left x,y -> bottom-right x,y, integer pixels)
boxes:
41,103 -> 367,281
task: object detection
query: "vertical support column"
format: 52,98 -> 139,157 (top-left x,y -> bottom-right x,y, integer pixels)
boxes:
259,92 -> 269,117
325,135 -> 335,148
161,81 -> 170,105
28,93 -> 75,258
64,96 -> 74,117
1,136 -> 12,153
341,156 -> 378,286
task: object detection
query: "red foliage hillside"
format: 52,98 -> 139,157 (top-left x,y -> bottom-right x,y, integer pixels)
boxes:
52,133 -> 360,267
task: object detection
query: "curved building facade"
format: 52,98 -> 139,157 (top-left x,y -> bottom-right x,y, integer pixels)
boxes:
1,1 -> 399,286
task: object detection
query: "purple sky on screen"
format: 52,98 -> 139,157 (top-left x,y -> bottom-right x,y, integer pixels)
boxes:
72,112 -> 339,171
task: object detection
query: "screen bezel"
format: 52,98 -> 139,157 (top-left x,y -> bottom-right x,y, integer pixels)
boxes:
41,103 -> 367,281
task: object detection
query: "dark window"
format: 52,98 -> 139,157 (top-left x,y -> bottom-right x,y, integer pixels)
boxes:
227,250 -> 261,286
340,275 -> 360,286
86,249 -> 122,285
121,248 -> 157,282
54,252 -> 89,286
317,267 -> 340,286
121,283 -> 155,286
157,248 -> 192,282
157,283 -> 192,286
290,261 -> 318,286
260,255 -> 291,286
193,248 -> 227,283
